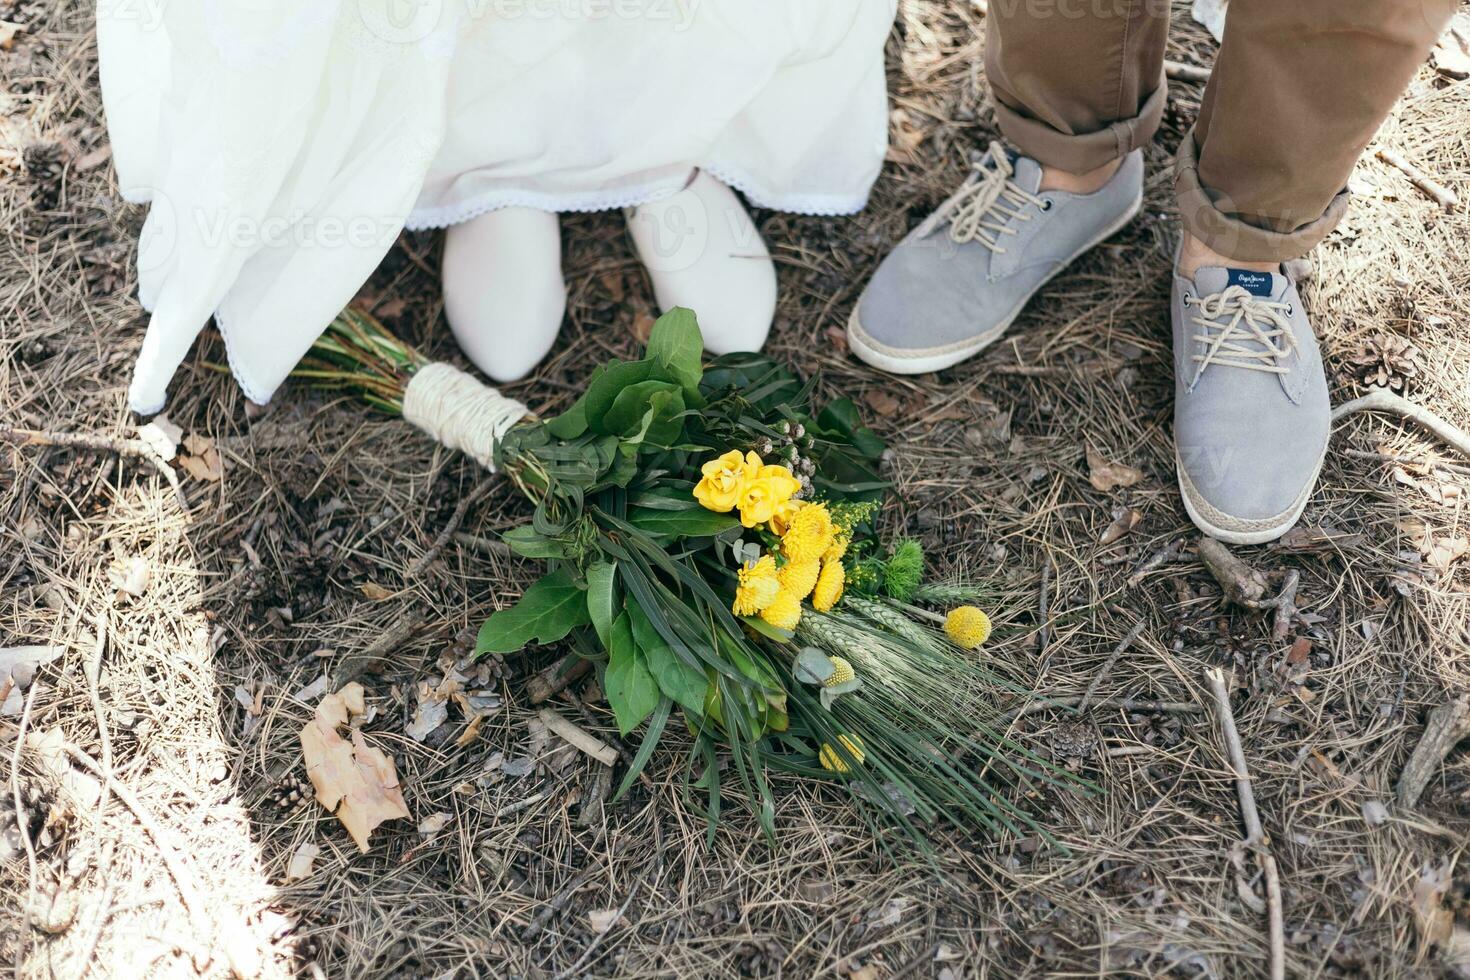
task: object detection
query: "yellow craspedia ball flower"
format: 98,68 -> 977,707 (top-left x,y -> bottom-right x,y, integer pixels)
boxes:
759,591 -> 802,631
778,559 -> 821,601
823,655 -> 855,687
781,502 -> 836,565
811,560 -> 845,612
693,449 -> 754,513
944,606 -> 993,649
818,734 -> 865,774
732,555 -> 781,616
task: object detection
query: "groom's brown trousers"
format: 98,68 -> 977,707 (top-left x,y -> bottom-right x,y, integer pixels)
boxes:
984,0 -> 1458,261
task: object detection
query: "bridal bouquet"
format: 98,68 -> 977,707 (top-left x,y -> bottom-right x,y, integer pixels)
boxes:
297,307 -> 1070,842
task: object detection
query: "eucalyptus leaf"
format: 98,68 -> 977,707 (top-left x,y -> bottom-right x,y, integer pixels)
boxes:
793,647 -> 836,686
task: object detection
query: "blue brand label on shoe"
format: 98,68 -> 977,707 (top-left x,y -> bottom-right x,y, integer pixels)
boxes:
1227,268 -> 1274,297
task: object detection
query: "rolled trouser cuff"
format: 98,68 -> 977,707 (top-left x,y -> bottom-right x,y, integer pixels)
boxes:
1173,131 -> 1349,263
993,74 -> 1167,175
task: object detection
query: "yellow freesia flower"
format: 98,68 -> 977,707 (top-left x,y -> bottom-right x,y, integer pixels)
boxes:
811,560 -> 845,612
818,734 -> 865,774
778,559 -> 820,601
944,606 -> 993,649
732,555 -> 781,616
780,501 -> 835,564
759,591 -> 802,631
769,498 -> 804,537
693,449 -> 754,513
738,463 -> 801,529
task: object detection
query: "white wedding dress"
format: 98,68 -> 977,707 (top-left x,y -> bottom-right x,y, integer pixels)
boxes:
98,0 -> 896,414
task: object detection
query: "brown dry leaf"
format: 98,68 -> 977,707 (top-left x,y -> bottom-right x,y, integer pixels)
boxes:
630,310 -> 655,345
299,682 -> 410,853
74,144 -> 112,172
455,714 -> 485,748
587,909 -> 626,932
1414,860 -> 1455,947
285,842 -> 320,882
863,389 -> 901,417
179,434 -> 223,481
374,297 -> 408,320
825,325 -> 848,355
885,107 -> 926,163
1286,637 -> 1311,666
0,20 -> 23,49
1086,447 -> 1143,492
1420,532 -> 1469,574
417,811 -> 451,837
1098,508 -> 1142,545
1432,15 -> 1470,78
359,581 -> 393,601
1274,525 -> 1363,553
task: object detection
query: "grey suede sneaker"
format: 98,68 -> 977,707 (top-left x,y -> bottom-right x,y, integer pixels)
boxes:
849,142 -> 1144,374
1172,263 -> 1330,544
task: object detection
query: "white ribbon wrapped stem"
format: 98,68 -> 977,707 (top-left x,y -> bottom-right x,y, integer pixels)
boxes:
401,362 -> 529,472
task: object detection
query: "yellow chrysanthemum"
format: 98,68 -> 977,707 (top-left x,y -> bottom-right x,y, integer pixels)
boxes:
822,535 -> 849,564
780,502 -> 836,565
693,449 -> 756,513
818,734 -> 865,774
944,606 -> 993,649
738,461 -> 801,529
759,591 -> 802,631
811,560 -> 845,612
732,555 -> 781,616
823,655 -> 855,688
778,559 -> 821,601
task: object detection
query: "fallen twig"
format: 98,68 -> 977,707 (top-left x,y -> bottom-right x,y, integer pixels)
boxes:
1203,667 -> 1285,980
1270,570 -> 1299,644
1076,620 -> 1148,714
329,611 -> 426,691
1004,695 -> 1202,723
11,682 -> 41,974
1127,538 -> 1183,588
1333,387 -> 1470,459
539,708 -> 619,767
60,742 -> 218,970
83,609 -> 113,830
1375,146 -> 1459,210
1164,58 -> 1212,83
1396,695 -> 1470,807
1197,537 -> 1268,606
528,654 -> 593,704
523,869 -> 593,940
452,531 -> 514,559
0,425 -> 185,506
555,878 -> 641,980
1037,555 -> 1053,658
406,479 -> 497,577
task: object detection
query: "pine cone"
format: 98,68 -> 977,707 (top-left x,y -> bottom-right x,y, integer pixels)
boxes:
268,776 -> 314,811
1348,332 -> 1421,392
22,141 -> 66,211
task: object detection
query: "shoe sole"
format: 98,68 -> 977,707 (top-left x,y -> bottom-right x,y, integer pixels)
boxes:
846,191 -> 1144,375
1176,446 -> 1325,545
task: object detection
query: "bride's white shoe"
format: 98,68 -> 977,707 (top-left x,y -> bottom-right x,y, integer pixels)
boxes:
626,171 -> 776,354
442,206 -> 567,383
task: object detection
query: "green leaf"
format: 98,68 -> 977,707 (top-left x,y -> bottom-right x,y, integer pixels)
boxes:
627,599 -> 707,714
545,392 -> 590,440
475,570 -> 590,654
741,616 -> 794,643
613,696 -> 671,801
644,307 -> 704,396
586,561 -> 618,647
818,397 -> 886,460
585,361 -> 655,435
627,503 -> 739,538
604,612 -> 660,735
501,525 -> 567,559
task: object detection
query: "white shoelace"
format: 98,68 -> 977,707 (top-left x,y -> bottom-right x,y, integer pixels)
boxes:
915,141 -> 1046,252
1185,284 -> 1297,385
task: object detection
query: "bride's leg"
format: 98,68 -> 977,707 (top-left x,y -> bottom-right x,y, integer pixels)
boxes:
626,170 -> 776,355
442,207 -> 566,383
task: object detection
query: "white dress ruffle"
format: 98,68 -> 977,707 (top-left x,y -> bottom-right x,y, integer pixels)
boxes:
98,0 -> 896,414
